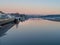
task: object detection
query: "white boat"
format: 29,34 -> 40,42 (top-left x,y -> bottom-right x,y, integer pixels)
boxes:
0,14 -> 15,25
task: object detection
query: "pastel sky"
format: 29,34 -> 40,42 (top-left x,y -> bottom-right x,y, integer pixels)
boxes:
0,0 -> 60,14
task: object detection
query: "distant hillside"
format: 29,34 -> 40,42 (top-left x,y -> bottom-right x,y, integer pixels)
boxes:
41,14 -> 60,18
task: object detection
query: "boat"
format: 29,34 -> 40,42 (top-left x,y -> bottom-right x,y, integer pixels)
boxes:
0,14 -> 15,25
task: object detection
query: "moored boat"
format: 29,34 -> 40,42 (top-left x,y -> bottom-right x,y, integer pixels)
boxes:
0,14 -> 15,25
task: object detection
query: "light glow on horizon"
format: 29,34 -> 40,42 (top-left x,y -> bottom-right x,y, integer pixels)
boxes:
0,0 -> 60,14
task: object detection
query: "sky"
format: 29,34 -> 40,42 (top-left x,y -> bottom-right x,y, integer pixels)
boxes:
0,0 -> 60,14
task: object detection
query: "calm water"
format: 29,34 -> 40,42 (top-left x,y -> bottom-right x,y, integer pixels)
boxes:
0,18 -> 60,45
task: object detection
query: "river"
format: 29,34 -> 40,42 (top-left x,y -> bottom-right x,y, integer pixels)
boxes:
0,18 -> 60,45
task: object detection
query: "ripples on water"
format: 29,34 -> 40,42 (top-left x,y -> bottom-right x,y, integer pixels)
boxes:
0,18 -> 60,45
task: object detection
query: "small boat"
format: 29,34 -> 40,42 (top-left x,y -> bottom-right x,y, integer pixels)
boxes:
0,14 -> 15,25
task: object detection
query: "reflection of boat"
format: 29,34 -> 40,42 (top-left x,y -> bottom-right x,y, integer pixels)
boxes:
0,14 -> 15,25
0,18 -> 20,37
0,22 -> 15,37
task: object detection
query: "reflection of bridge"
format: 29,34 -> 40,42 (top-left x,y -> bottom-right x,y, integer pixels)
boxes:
0,22 -> 15,37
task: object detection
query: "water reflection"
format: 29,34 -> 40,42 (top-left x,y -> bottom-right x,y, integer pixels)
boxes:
44,19 -> 60,22
21,15 -> 60,22
0,16 -> 60,45
33,18 -> 60,22
0,20 -> 20,37
0,17 -> 60,37
0,22 -> 15,37
0,18 -> 28,37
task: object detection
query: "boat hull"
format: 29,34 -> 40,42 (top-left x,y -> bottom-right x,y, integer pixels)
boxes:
0,18 -> 15,25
